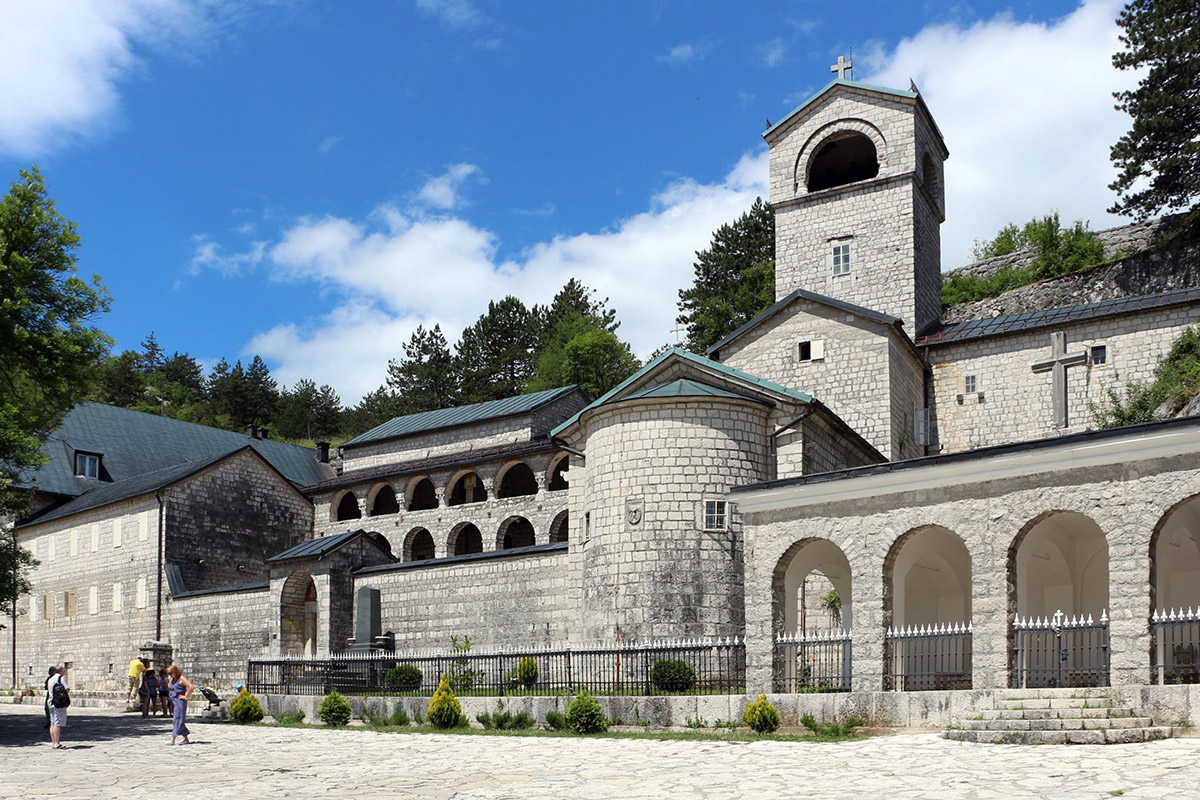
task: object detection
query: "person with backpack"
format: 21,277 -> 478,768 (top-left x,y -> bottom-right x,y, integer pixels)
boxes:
47,665 -> 69,749
42,666 -> 57,731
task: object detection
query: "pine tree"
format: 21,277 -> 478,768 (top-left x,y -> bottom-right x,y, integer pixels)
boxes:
529,280 -> 633,394
244,355 -> 279,426
139,331 -> 165,372
676,197 -> 775,353
455,297 -> 540,403
1109,0 -> 1200,233
386,325 -> 459,414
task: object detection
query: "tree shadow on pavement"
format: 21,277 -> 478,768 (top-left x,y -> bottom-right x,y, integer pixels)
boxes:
0,708 -> 174,749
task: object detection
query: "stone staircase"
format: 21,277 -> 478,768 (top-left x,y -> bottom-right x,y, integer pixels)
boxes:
945,690 -> 1174,744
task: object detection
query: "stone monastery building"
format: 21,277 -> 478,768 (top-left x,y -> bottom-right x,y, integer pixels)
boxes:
8,74 -> 1200,703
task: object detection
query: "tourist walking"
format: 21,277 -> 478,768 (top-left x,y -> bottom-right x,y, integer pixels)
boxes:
127,657 -> 147,703
42,667 -> 56,730
165,665 -> 193,744
47,665 -> 69,749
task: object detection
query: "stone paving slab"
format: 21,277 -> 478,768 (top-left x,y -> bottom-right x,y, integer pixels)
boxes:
3,704 -> 1200,799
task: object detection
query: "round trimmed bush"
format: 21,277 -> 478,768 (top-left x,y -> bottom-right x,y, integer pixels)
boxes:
385,664 -> 423,691
427,674 -> 462,729
516,657 -> 539,688
564,690 -> 607,734
743,694 -> 780,734
229,689 -> 264,723
318,690 -> 352,727
650,659 -> 696,692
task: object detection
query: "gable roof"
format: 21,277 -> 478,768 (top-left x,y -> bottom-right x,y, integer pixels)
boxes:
19,402 -> 332,498
623,378 -> 770,404
343,385 -> 582,449
707,288 -> 905,359
551,348 -> 811,437
267,529 -> 396,564
21,446 -> 275,527
916,287 -> 1200,347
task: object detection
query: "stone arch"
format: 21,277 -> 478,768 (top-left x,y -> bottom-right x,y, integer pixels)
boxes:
498,516 -> 536,549
333,491 -> 361,522
549,510 -> 569,544
795,119 -> 886,194
406,476 -> 438,511
447,471 -> 487,506
280,571 -> 317,656
496,462 -> 538,499
403,527 -> 436,562
1149,493 -> 1200,682
369,484 -> 400,516
1008,510 -> 1109,621
771,538 -> 853,636
547,454 -> 569,491
449,522 -> 483,556
883,525 -> 972,630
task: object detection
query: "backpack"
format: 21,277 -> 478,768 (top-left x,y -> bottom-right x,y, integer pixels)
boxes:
51,680 -> 70,709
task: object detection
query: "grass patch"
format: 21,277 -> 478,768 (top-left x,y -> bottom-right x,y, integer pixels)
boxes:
271,711 -> 306,726
800,713 -> 866,742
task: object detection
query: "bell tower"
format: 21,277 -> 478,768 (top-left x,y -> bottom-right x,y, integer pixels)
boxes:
764,63 -> 948,335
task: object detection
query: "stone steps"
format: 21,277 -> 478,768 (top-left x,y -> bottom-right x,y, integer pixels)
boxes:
944,691 -> 1173,745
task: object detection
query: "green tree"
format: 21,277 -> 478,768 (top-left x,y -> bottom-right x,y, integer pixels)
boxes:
155,351 -> 206,401
244,355 -> 278,426
0,166 -> 110,635
96,350 -> 147,407
529,280 -> 629,393
312,384 -> 343,439
455,297 -> 540,403
386,324 -> 459,414
1109,0 -> 1200,233
139,331 -> 164,372
559,328 -> 640,398
275,378 -> 319,440
676,197 -> 775,353
344,385 -> 400,434
207,358 -> 247,428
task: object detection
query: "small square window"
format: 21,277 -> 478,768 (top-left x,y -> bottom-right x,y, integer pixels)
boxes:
798,341 -> 812,362
1091,345 -> 1107,365
75,452 -> 100,479
703,499 -> 728,531
964,375 -> 977,394
832,242 -> 852,276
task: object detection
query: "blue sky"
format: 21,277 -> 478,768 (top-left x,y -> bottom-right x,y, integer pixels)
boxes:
0,0 -> 1138,402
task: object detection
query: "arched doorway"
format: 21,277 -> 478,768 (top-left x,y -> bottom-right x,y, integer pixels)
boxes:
496,463 -> 538,498
334,492 -> 361,521
447,472 -> 487,506
407,477 -> 438,511
281,571 -> 318,656
549,510 -> 569,544
405,527 -> 435,562
771,539 -> 852,692
498,516 -> 535,549
1009,511 -> 1110,688
450,523 -> 483,556
883,526 -> 972,690
1151,495 -> 1200,684
370,485 -> 400,516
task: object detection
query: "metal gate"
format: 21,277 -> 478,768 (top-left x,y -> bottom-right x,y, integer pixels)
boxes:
1012,609 -> 1109,688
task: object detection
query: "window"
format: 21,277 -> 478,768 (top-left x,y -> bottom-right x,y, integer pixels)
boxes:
69,531 -> 78,557
797,340 -> 825,363
89,586 -> 98,615
703,499 -> 728,532
112,583 -> 123,614
964,375 -> 977,394
137,577 -> 147,609
63,592 -> 77,618
1091,345 -> 1107,365
74,452 -> 100,479
43,594 -> 54,620
832,242 -> 852,276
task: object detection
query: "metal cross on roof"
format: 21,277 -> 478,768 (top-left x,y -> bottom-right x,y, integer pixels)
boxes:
1031,331 -> 1088,429
831,55 -> 852,80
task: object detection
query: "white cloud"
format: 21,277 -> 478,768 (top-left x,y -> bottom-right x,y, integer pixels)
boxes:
317,135 -> 343,154
189,236 -> 267,276
656,43 -> 699,67
0,0 -> 253,158
860,0 -> 1138,266
415,0 -> 483,29
416,163 -> 483,210
761,39 -> 786,68
243,151 -> 768,402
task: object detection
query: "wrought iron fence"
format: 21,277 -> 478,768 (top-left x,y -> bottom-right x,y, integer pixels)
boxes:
773,629 -> 851,692
247,638 -> 745,697
1152,608 -> 1200,685
1011,610 -> 1109,689
884,622 -> 972,691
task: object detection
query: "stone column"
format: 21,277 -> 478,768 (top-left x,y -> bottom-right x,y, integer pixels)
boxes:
140,640 -> 174,672
1108,505 -> 1153,687
972,515 -> 1011,690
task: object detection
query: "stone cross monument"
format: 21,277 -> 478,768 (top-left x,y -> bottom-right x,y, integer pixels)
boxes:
831,55 -> 852,80
1031,331 -> 1088,428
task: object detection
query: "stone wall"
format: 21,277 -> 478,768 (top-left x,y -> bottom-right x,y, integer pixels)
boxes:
169,585 -> 271,688
928,300 -> 1200,451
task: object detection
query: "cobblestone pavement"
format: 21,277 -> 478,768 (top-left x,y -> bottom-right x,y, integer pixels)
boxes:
3,704 -> 1200,799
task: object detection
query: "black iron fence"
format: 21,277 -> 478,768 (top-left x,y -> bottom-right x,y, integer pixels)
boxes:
1152,608 -> 1200,685
884,622 -> 972,691
1011,610 -> 1109,689
772,630 -> 851,692
247,638 -> 745,696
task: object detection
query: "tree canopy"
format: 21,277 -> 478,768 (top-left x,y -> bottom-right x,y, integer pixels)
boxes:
1109,0 -> 1200,232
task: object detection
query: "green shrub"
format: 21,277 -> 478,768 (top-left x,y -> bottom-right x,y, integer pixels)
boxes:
544,710 -> 567,730
447,635 -> 484,691
384,664 -> 424,691
272,711 -> 305,725
362,707 -> 411,729
477,699 -> 535,730
800,712 -> 865,740
318,691 -> 352,727
427,674 -> 463,729
229,689 -> 264,723
743,695 -> 780,734
564,690 -> 607,734
650,659 -> 697,692
516,657 -> 539,688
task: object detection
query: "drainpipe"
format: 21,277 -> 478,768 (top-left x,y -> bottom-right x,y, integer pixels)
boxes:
155,491 -> 165,641
9,528 -> 17,689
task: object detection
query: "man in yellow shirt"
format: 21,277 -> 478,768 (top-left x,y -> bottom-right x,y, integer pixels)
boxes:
127,658 -> 147,702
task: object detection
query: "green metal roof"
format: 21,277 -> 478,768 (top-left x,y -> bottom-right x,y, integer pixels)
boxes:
764,78 -> 917,140
623,378 -> 769,404
266,529 -> 396,563
17,402 -> 332,498
343,385 -> 581,449
551,348 -> 810,437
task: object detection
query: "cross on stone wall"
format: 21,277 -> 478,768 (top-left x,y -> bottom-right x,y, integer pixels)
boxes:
1031,331 -> 1088,429
831,55 -> 852,80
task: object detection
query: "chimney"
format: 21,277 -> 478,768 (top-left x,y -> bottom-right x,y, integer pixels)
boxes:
259,427 -> 270,440
247,424 -> 258,440
317,442 -> 330,463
